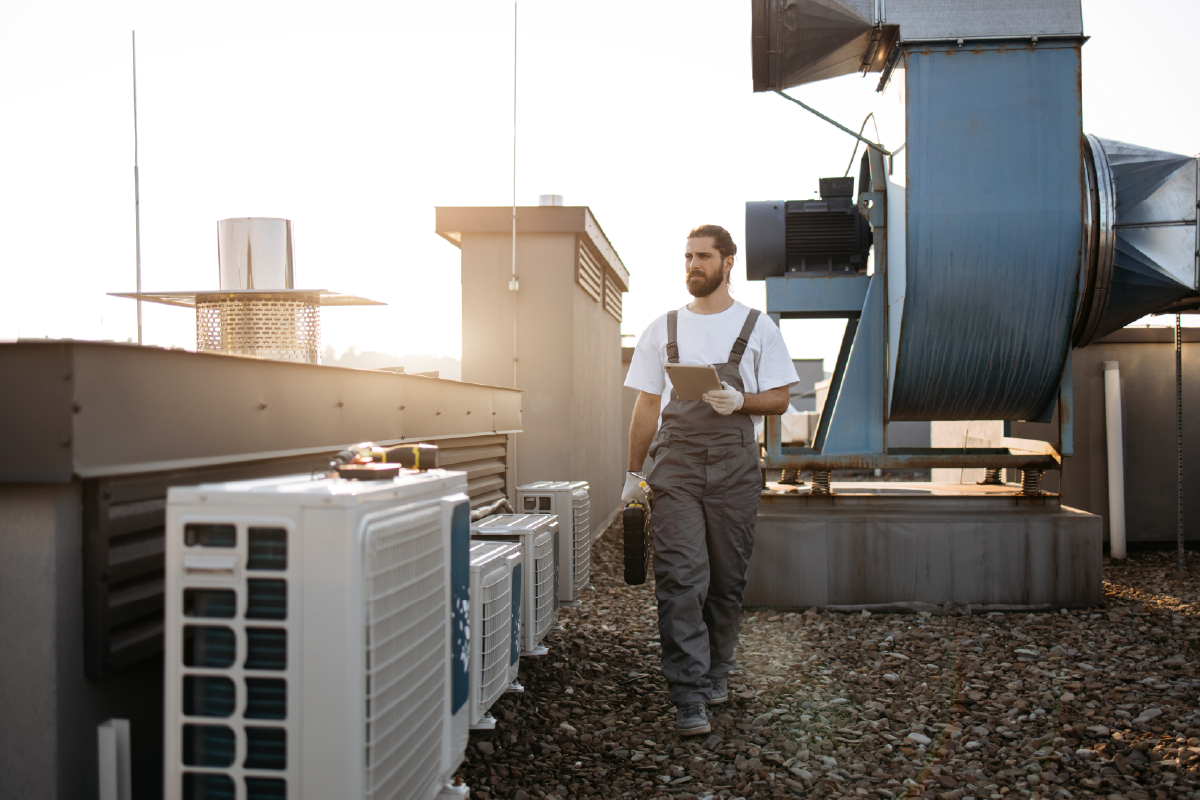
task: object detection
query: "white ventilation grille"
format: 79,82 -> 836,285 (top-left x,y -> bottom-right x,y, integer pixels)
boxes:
571,489 -> 592,595
174,523 -> 292,800
478,564 -> 511,716
532,530 -> 556,642
363,507 -> 446,800
604,273 -> 622,321
195,296 -> 321,363
578,244 -> 603,302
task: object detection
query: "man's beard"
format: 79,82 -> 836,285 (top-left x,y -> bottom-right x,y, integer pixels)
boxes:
686,268 -> 725,298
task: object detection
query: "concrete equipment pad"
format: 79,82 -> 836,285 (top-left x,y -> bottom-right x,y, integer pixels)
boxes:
744,483 -> 1102,610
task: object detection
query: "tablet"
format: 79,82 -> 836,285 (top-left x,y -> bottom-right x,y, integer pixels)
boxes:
664,364 -> 722,402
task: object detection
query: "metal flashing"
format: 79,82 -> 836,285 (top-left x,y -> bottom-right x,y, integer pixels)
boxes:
0,341 -> 522,482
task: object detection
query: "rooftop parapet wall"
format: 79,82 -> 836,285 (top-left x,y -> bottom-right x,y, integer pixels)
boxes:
0,340 -> 522,482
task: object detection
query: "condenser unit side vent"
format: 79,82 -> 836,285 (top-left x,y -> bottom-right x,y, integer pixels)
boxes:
363,505 -> 447,800
479,564 -> 511,715
532,529 -> 555,642
571,489 -> 591,595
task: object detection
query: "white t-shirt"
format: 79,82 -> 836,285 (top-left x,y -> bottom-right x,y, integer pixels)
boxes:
624,300 -> 799,427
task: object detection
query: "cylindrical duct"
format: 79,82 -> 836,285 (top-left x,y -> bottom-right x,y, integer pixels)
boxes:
1103,361 -> 1127,560
1073,137 -> 1198,347
217,218 -> 294,291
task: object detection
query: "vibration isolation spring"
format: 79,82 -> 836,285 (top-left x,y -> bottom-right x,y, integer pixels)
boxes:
1021,469 -> 1044,496
811,470 -> 831,495
981,468 -> 1004,486
779,469 -> 802,485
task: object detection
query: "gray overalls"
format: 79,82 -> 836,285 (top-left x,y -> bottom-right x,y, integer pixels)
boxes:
647,307 -> 763,706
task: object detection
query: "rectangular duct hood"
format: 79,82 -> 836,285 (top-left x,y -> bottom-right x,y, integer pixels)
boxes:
752,0 -> 1085,91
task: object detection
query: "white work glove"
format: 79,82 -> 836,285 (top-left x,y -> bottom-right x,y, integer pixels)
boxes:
702,381 -> 745,416
622,471 -> 648,505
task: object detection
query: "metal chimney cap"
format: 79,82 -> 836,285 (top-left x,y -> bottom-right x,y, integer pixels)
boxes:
538,195 -> 564,207
218,217 -> 294,291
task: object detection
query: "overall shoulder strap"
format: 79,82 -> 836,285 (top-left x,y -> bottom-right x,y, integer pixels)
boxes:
666,310 -> 680,363
728,308 -> 761,365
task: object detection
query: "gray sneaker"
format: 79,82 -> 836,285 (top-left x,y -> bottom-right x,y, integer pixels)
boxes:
676,702 -> 711,736
708,674 -> 728,705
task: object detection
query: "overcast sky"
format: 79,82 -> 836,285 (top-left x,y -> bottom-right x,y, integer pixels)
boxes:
2,0 -> 1196,372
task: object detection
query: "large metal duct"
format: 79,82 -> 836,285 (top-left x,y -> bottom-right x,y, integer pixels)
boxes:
887,41 -> 1084,422
747,1 -> 1198,428
751,0 -> 1084,91
1073,136 -> 1199,347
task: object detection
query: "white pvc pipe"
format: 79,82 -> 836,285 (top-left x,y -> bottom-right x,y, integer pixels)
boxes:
1103,361 -> 1127,560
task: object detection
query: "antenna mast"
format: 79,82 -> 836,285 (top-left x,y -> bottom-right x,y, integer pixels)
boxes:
509,2 -> 519,485
510,1 -> 518,388
132,31 -> 143,345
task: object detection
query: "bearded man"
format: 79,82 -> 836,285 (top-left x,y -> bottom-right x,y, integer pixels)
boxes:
622,224 -> 798,735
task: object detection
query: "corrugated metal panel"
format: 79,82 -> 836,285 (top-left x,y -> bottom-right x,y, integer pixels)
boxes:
83,433 -> 512,678
890,42 -> 1083,422
82,452 -> 333,678
416,433 -> 510,508
603,273 -> 622,322
578,242 -> 603,302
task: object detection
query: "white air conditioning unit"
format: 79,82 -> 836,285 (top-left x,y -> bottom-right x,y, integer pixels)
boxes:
470,514 -> 559,656
517,481 -> 591,605
467,541 -> 520,730
164,470 -> 473,800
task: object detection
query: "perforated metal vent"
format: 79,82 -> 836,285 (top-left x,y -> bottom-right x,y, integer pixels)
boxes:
363,506 -> 447,800
196,296 -> 320,363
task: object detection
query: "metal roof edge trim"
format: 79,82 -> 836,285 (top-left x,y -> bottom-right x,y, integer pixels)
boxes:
899,34 -> 1087,46
1091,327 -> 1200,345
70,430 -> 522,480
9,341 -> 520,393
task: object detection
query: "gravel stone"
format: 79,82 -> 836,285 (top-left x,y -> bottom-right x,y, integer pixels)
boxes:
453,526 -> 1200,797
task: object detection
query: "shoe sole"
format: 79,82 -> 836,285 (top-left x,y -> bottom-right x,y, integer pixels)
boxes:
677,722 -> 712,736
708,694 -> 728,705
